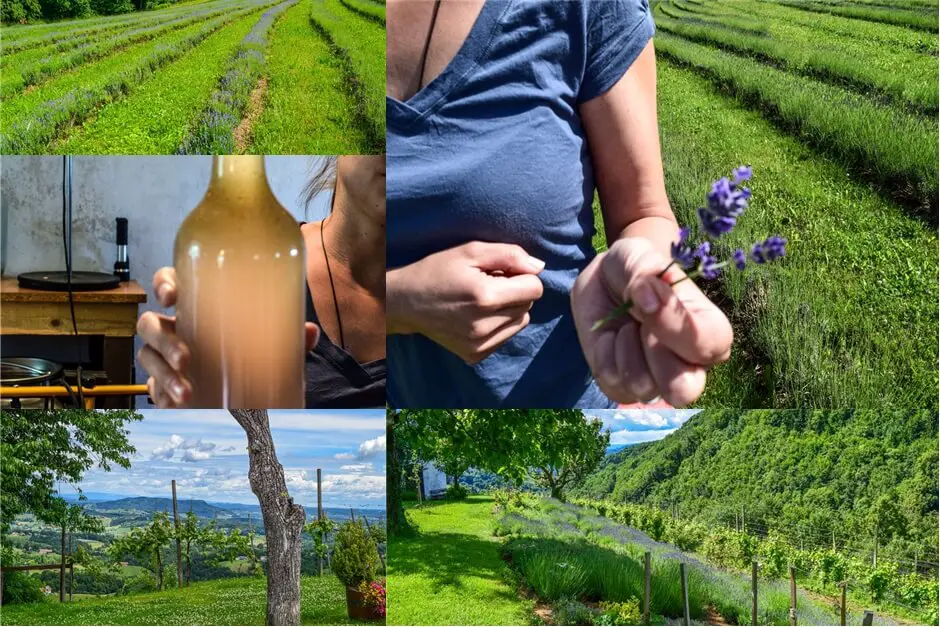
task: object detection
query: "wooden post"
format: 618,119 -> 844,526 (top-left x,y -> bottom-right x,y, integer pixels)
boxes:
172,479 -> 183,588
861,611 -> 873,626
839,582 -> 846,626
741,505 -> 746,533
751,560 -> 758,626
680,563 -> 690,626
60,521 -> 66,602
350,507 -> 356,522
788,566 -> 797,626
69,563 -> 74,603
872,531 -> 878,567
363,517 -> 386,572
643,552 -> 651,624
317,468 -> 324,576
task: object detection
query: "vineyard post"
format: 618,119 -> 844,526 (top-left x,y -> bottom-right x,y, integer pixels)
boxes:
363,517 -> 386,571
643,551 -> 651,624
862,611 -> 873,626
317,468 -> 323,577
872,531 -> 878,567
751,560 -> 757,625
172,479 -> 183,588
59,520 -> 66,602
350,507 -> 356,522
839,582 -> 846,626
788,566 -> 797,626
679,563 -> 690,626
741,505 -> 746,533
69,563 -> 74,603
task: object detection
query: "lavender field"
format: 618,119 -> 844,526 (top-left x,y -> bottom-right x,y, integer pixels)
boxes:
0,0 -> 385,154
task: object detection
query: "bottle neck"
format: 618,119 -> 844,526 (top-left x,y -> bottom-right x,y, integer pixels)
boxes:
207,156 -> 273,206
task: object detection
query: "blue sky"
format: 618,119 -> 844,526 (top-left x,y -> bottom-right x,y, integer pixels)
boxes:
584,409 -> 702,449
76,410 -> 386,509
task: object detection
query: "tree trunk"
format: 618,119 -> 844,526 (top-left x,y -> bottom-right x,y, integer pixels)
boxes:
156,550 -> 163,591
186,540 -> 192,585
231,410 -> 306,626
387,417 -> 410,535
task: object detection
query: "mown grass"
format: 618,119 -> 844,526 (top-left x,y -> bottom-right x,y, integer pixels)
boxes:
654,32 -> 938,215
773,0 -> 938,30
387,497 -> 532,626
0,0 -> 278,153
57,10 -> 264,154
649,56 -> 937,408
653,3 -> 938,114
249,0 -> 368,153
0,575 -> 366,626
309,0 -> 384,151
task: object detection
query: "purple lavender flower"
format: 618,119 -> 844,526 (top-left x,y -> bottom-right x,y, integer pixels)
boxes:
697,167 -> 753,237
670,227 -> 697,269
733,248 -> 747,270
698,206 -> 737,238
699,251 -> 722,279
750,236 -> 787,264
733,165 -> 752,184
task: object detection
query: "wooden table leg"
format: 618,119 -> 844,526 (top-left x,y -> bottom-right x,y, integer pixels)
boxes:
101,336 -> 135,409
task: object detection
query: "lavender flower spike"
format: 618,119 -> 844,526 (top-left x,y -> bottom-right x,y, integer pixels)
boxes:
732,248 -> 747,270
670,226 -> 697,269
750,235 -> 787,264
733,165 -> 752,184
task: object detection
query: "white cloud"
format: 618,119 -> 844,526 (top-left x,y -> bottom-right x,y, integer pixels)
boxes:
609,428 -> 677,445
356,435 -> 385,459
334,453 -> 356,461
340,463 -> 373,473
151,434 -> 184,460
151,434 -> 222,463
183,449 -> 212,462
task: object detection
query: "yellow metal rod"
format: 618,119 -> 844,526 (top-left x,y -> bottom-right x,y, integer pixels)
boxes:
0,384 -> 149,398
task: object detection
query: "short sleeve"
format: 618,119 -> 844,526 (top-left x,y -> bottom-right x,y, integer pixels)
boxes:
578,0 -> 656,103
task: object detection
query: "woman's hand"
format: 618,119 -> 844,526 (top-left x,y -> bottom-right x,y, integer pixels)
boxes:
387,241 -> 545,364
571,237 -> 733,406
137,267 -> 320,408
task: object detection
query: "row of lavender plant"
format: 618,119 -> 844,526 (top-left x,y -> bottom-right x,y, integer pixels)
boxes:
0,0 -> 283,155
176,0 -> 297,154
5,2 -> 243,98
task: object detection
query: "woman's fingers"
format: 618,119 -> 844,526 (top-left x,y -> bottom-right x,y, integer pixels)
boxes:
139,347 -> 190,406
305,322 -> 321,352
136,312 -> 189,372
465,312 -> 532,364
152,267 -> 178,308
629,275 -> 733,367
640,325 -> 707,407
614,322 -> 657,402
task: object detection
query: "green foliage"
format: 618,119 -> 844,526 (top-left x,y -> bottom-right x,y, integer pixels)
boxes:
331,519 -> 378,588
0,409 -> 140,538
551,597 -> 595,626
1,570 -> 45,604
444,483 -> 469,501
109,512 -> 173,588
597,598 -> 643,626
1,0 -> 42,22
89,0 -> 133,14
304,516 -> 337,572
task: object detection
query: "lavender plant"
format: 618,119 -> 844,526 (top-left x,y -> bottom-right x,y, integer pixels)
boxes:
592,166 -> 786,331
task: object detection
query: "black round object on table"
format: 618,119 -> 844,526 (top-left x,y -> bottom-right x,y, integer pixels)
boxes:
17,271 -> 120,291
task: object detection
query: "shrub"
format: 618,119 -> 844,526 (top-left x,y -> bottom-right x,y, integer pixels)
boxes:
1,571 -> 45,604
1,0 -> 41,22
332,520 -> 379,589
551,597 -> 595,626
444,483 -> 468,501
597,598 -> 642,626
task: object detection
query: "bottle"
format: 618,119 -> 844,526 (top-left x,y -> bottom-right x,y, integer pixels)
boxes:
174,156 -> 306,408
114,217 -> 130,282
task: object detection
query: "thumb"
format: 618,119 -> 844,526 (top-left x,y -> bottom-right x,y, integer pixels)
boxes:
470,242 -> 545,276
304,322 -> 320,353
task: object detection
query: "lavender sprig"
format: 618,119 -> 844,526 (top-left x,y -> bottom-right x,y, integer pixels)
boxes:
591,166 -> 786,332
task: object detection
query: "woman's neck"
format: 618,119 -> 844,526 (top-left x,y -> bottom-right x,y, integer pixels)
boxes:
322,183 -> 385,297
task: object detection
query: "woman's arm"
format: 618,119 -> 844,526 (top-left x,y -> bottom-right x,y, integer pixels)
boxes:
572,41 -> 734,407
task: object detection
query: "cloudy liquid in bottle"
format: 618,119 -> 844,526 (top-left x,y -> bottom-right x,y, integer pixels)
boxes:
174,155 -> 305,408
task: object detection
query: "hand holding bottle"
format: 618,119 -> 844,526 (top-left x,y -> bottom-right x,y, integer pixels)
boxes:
137,267 -> 320,409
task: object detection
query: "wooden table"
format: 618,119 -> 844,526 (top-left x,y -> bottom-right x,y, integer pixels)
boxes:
0,276 -> 147,408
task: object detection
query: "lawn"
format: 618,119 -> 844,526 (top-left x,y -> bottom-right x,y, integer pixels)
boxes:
0,575 -> 366,626
386,497 -> 532,626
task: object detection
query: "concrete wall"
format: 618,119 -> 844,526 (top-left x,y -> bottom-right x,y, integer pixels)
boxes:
0,156 -> 332,406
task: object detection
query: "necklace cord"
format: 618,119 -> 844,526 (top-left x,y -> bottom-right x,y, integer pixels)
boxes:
320,218 -> 346,350
417,0 -> 443,92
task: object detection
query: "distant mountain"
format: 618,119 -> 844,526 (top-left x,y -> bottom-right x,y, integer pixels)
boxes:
62,491 -> 128,504
90,497 -> 229,518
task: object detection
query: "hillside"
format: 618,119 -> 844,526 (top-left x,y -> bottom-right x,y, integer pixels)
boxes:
90,497 -> 229,518
573,409 -> 939,553
0,575 -> 364,626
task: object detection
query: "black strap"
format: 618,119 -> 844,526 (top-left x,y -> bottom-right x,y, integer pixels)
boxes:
417,0 -> 443,91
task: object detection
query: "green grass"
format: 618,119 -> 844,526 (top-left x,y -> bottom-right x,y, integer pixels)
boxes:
57,11 -> 262,153
387,497 -> 532,626
249,0 -> 368,153
653,3 -> 938,114
337,0 -> 384,24
0,575 -> 366,626
633,55 -> 937,408
308,0 -> 384,150
773,0 -> 939,30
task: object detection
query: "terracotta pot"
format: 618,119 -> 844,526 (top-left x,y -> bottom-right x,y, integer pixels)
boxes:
345,585 -> 383,621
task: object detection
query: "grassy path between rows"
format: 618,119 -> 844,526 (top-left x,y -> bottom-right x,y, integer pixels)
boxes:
248,0 -> 368,152
0,575 -> 364,626
55,11 -> 262,153
651,57 -> 937,408
387,497 -> 531,626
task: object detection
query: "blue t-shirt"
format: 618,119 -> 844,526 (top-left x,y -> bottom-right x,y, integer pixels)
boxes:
387,0 -> 656,408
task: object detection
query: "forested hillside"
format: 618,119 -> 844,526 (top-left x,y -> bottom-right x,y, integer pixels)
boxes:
573,409 -> 938,557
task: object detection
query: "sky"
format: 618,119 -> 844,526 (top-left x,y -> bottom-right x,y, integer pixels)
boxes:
75,410 -> 386,510
584,409 -> 702,449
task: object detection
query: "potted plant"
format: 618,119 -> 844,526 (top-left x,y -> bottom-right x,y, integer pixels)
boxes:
332,519 -> 381,620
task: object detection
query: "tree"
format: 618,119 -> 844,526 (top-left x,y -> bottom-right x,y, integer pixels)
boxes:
177,511 -> 202,584
230,409 -> 305,626
110,512 -> 173,591
530,415 -> 609,501
0,409 -> 141,538
304,517 -> 336,576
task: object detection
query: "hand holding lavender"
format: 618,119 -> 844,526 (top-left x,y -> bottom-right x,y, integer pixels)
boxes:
591,166 -> 786,332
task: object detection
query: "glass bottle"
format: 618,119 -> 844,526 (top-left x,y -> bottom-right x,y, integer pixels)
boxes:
174,155 -> 305,408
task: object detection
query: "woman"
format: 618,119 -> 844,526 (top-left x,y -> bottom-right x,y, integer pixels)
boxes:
385,0 -> 733,408
138,155 -> 386,408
